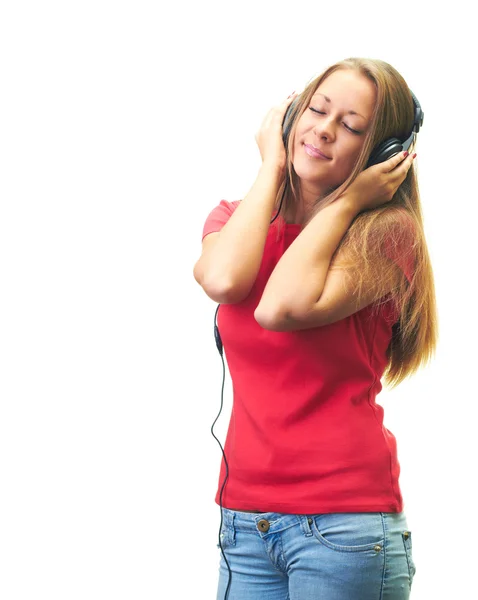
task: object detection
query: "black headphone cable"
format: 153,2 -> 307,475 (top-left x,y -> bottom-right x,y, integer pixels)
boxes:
211,184 -> 286,599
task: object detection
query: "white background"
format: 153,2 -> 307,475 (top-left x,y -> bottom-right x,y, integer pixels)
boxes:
0,1 -> 475,598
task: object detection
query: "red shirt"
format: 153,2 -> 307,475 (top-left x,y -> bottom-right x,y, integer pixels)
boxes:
202,199 -> 414,514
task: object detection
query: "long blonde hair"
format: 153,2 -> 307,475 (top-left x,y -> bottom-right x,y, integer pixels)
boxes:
274,57 -> 438,389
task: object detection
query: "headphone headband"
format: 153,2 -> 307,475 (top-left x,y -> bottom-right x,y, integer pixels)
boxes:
409,90 -> 424,134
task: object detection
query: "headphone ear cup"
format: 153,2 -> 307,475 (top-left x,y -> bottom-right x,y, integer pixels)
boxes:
282,97 -> 300,147
367,138 -> 403,167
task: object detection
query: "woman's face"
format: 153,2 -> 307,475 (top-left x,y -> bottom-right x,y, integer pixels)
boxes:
291,69 -> 377,206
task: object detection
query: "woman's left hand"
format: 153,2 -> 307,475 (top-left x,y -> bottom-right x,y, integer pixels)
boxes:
342,151 -> 416,213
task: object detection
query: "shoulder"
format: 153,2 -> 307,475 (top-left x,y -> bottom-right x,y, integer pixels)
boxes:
216,199 -> 241,212
201,200 -> 242,241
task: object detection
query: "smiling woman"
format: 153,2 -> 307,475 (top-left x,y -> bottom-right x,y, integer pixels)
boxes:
269,59 -> 436,388
195,56 -> 435,600
289,69 -> 377,204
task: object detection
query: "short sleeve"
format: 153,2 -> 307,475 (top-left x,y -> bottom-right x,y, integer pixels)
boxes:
201,200 -> 241,242
382,214 -> 416,284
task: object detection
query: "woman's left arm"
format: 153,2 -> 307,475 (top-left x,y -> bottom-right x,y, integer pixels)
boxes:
255,151 -> 416,331
254,198 -> 358,329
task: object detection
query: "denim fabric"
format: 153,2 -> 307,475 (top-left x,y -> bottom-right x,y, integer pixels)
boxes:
216,508 -> 416,600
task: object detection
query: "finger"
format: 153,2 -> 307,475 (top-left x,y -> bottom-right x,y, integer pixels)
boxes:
265,95 -> 295,123
268,95 -> 298,129
278,92 -> 298,113
260,105 -> 280,131
396,151 -> 416,177
258,93 -> 298,134
390,152 -> 416,189
383,150 -> 411,173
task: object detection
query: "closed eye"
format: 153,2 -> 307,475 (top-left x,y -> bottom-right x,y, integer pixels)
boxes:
309,107 -> 361,135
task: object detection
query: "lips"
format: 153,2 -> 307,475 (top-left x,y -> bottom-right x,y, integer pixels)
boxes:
304,144 -> 331,160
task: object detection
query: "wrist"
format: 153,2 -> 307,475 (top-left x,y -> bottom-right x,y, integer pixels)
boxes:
336,193 -> 360,218
260,161 -> 286,181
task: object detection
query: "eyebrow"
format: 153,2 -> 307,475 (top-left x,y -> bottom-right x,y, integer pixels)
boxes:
314,92 -> 367,120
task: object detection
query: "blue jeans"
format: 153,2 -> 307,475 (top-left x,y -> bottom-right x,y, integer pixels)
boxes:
216,508 -> 416,600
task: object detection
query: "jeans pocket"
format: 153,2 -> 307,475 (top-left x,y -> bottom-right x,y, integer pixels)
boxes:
310,513 -> 384,553
401,530 -> 417,588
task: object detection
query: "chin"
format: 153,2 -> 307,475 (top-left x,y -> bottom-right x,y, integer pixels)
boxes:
292,160 -> 327,181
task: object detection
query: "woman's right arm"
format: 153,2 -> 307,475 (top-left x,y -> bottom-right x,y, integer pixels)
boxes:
193,92 -> 298,304
193,162 -> 283,304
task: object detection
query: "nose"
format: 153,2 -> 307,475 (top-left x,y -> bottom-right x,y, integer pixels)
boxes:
314,115 -> 336,143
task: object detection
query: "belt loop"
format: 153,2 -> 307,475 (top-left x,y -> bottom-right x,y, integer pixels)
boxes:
300,515 -> 313,537
224,509 -> 236,546
230,511 -> 236,545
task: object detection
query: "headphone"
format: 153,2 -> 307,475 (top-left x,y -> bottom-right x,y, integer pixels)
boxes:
212,88 -> 424,600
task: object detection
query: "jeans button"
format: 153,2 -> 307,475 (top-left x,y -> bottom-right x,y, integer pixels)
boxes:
257,519 -> 270,532
308,517 -> 313,525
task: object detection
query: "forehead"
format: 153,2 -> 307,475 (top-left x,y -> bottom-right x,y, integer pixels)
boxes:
313,69 -> 376,117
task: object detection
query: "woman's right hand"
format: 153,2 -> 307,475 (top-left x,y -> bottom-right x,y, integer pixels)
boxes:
255,92 -> 298,174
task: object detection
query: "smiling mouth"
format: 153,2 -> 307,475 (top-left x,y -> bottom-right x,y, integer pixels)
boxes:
303,144 -> 331,160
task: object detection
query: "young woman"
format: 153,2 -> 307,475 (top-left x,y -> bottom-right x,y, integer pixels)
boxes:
194,57 -> 437,600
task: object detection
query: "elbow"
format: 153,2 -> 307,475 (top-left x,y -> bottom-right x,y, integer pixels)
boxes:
194,259 -> 256,305
194,270 -> 248,304
201,280 -> 237,304
193,262 -> 231,303
254,305 -> 288,331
